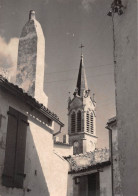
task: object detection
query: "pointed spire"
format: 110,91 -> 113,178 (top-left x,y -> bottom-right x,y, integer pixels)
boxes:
29,10 -> 36,20
76,51 -> 88,97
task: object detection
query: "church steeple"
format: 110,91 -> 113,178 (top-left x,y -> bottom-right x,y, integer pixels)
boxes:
68,46 -> 97,155
76,54 -> 88,97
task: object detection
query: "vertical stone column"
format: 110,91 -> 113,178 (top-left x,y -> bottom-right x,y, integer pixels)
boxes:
16,10 -> 48,106
82,138 -> 87,153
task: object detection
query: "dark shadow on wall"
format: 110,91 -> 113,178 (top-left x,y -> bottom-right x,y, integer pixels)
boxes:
24,126 -> 50,196
0,125 -> 50,196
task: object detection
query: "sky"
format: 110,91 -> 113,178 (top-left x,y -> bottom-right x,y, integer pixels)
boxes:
0,0 -> 115,148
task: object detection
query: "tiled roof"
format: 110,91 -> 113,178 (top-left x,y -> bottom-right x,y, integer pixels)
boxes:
0,75 -> 64,127
65,148 -> 110,173
54,141 -> 72,146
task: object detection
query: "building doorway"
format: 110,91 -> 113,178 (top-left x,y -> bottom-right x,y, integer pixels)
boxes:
88,173 -> 100,196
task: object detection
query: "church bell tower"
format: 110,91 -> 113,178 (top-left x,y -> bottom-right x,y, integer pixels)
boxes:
68,48 -> 97,154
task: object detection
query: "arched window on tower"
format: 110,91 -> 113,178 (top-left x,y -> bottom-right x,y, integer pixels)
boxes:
77,110 -> 81,132
86,112 -> 90,132
71,112 -> 76,133
90,112 -> 94,134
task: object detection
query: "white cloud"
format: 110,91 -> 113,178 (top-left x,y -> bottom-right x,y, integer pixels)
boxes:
81,0 -> 96,11
0,37 -> 19,82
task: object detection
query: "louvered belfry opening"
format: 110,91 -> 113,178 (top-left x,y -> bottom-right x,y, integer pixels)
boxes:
77,111 -> 81,132
71,112 -> 76,133
86,112 -> 94,134
2,107 -> 28,188
90,112 -> 94,134
86,112 -> 90,132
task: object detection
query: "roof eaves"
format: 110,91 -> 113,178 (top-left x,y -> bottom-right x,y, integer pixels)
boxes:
0,75 -> 64,127
54,141 -> 72,146
68,161 -> 111,174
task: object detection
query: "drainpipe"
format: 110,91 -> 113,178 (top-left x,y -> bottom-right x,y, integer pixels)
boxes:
106,125 -> 114,196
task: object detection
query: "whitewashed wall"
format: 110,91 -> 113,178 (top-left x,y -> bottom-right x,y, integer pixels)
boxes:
54,143 -> 73,157
0,88 -> 69,196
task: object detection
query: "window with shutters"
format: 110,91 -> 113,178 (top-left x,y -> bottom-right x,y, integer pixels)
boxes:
2,107 -> 28,188
71,112 -> 76,133
77,111 -> 81,132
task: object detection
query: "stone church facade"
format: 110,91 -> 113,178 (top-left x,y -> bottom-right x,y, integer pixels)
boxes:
0,10 -> 112,196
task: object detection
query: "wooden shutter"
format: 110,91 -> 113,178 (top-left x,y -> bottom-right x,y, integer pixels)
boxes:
14,111 -> 28,188
2,107 -> 28,188
2,107 -> 18,187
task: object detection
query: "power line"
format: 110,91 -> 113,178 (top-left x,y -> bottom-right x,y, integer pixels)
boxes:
45,16 -> 114,84
46,71 -> 114,84
45,63 -> 114,75
45,19 -> 114,77
97,101 -> 115,108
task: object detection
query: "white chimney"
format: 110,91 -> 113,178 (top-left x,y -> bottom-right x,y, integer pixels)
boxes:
16,10 -> 48,107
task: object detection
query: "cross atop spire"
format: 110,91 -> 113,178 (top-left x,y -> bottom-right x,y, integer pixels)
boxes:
79,43 -> 85,56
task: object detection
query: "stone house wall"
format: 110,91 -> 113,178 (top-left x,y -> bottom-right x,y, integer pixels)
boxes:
113,0 -> 138,195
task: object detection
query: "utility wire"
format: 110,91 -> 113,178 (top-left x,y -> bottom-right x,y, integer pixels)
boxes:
46,63 -> 113,75
46,19 -> 113,75
46,71 -> 113,84
45,19 -> 114,86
